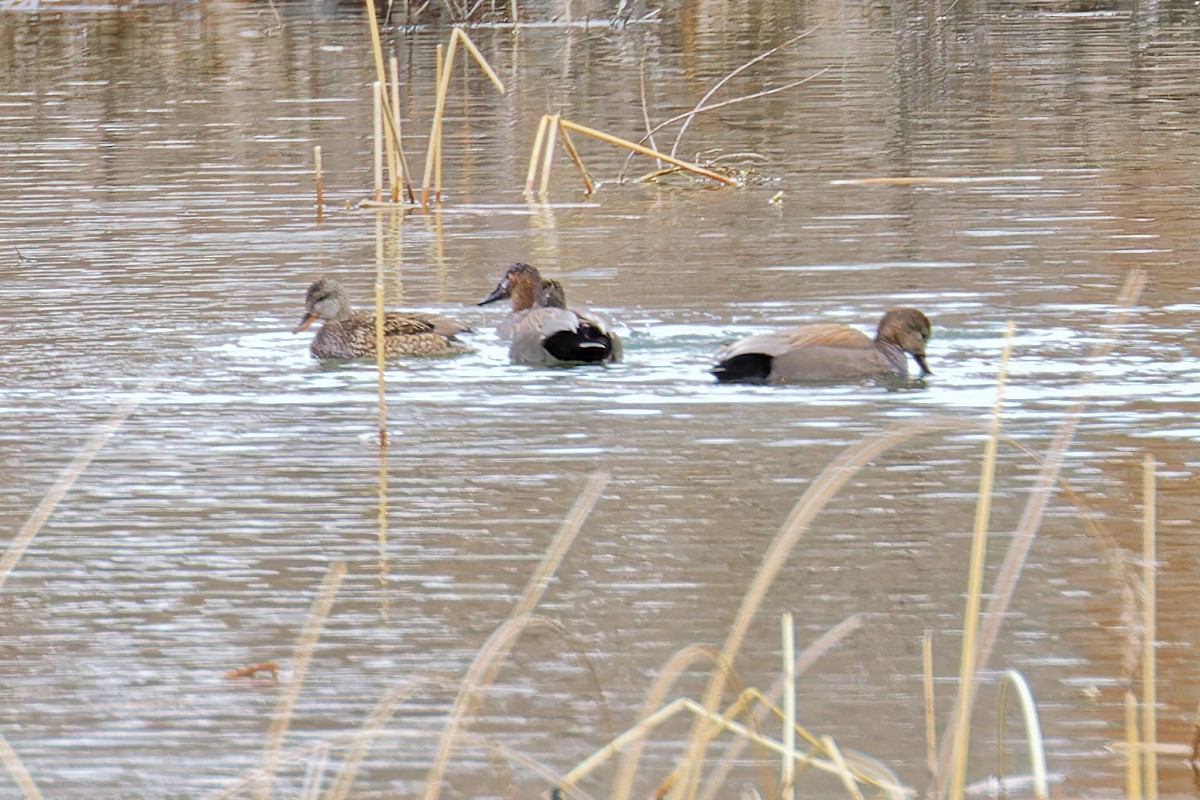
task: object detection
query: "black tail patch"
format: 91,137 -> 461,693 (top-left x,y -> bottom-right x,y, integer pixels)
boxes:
712,353 -> 774,383
543,326 -> 613,363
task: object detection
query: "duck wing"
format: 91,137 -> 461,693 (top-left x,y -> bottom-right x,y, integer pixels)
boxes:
373,311 -> 472,339
716,324 -> 870,361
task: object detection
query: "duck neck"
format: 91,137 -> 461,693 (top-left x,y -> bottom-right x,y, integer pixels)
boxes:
873,338 -> 908,375
510,278 -> 539,312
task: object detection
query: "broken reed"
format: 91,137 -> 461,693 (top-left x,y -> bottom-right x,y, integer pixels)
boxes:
524,114 -> 740,198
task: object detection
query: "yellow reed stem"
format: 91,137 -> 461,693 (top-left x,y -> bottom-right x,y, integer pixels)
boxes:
452,28 -> 506,93
557,118 -> 739,187
524,114 -> 550,195
1127,691 -> 1144,800
363,0 -> 396,180
372,82 -> 383,202
434,43 -> 444,202
0,730 -> 43,800
557,126 -> 594,195
538,114 -> 560,197
782,614 -> 796,800
923,631 -> 938,790
947,320 -> 1017,800
313,145 -> 323,223
421,38 -> 457,208
254,561 -> 347,800
1142,454 -> 1158,800
388,56 -> 402,202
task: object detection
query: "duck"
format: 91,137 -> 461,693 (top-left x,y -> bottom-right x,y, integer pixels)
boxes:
478,262 -> 622,366
711,307 -> 932,383
293,278 -> 473,360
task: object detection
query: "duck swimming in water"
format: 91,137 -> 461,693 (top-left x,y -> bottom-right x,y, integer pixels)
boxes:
711,307 -> 932,383
294,278 -> 473,360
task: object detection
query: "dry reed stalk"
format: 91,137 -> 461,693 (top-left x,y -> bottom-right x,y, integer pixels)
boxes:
617,69 -> 830,184
820,735 -> 865,800
525,115 -> 551,194
667,26 -> 822,159
558,126 -> 595,195
0,730 -> 43,800
363,0 -> 398,186
923,631 -> 938,789
782,614 -> 796,800
556,119 -> 739,189
373,82 -> 384,203
421,473 -> 608,800
1190,696 -> 1200,764
538,114 -> 561,197
994,670 -> 1048,800
419,28 -> 506,208
254,560 -> 347,800
0,375 -> 159,593
313,145 -> 324,222
698,615 -> 866,800
434,44 -> 445,201
1142,454 -> 1158,800
609,644 -> 734,800
946,321 -> 1016,800
388,57 -> 403,202
461,734 -> 590,800
933,268 -> 1147,794
299,742 -> 329,800
325,679 -> 423,800
1126,691 -> 1143,800
673,416 -> 971,800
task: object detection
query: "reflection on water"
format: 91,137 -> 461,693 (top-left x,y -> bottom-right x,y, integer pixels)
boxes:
2,0 -> 1200,797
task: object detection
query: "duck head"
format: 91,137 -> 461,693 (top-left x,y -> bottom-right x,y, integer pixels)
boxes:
537,278 -> 568,309
294,278 -> 353,332
877,307 -> 932,376
478,262 -> 544,312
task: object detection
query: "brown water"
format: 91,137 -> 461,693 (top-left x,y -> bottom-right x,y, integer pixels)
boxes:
2,0 -> 1200,797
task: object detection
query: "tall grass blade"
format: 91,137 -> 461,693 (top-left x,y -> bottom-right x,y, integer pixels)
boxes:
946,320 -> 1016,800
995,670 -> 1048,800
698,615 -> 865,800
934,268 -> 1147,793
0,376 -> 159,594
1141,454 -> 1158,800
1126,691 -> 1143,800
421,473 -> 608,800
781,614 -> 796,800
923,631 -> 938,792
0,730 -> 43,800
674,416 -> 970,800
325,679 -> 423,800
254,560 -> 347,800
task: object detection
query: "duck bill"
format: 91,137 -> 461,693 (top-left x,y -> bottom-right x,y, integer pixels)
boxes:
477,283 -> 509,306
293,312 -> 318,333
913,353 -> 932,377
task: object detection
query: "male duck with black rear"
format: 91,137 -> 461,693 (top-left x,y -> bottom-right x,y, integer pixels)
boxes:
478,262 -> 622,366
711,307 -> 932,384
294,278 -> 473,360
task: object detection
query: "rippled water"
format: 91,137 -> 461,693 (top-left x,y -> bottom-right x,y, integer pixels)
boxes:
2,1 -> 1200,797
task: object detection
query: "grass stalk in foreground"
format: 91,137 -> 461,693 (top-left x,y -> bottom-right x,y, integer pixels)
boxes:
933,268 -> 1147,793
0,730 -> 43,800
781,614 -> 796,800
923,631 -> 938,793
1142,454 -> 1158,800
946,320 -> 1016,800
671,416 -> 971,800
421,472 -> 608,800
253,560 -> 347,800
696,615 -> 866,800
995,670 -> 1048,799
0,375 -> 160,594
1127,691 -> 1143,800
